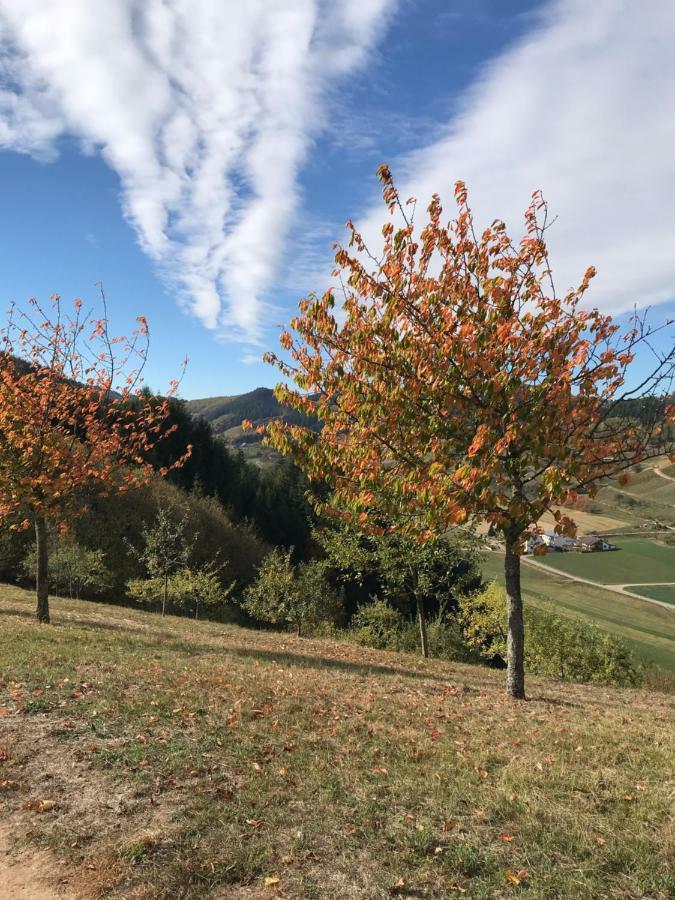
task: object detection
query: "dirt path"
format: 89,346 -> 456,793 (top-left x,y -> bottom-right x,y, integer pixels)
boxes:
521,556 -> 675,611
654,466 -> 675,483
0,824 -> 70,899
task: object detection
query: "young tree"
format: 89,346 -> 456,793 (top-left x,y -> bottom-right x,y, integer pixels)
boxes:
257,167 -> 675,698
127,507 -> 193,616
23,538 -> 111,600
318,526 -> 481,658
0,292 -> 188,623
171,562 -> 235,620
242,548 -> 340,636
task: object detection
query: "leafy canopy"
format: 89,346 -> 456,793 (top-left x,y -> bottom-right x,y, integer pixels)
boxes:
260,168 -> 674,545
0,292 -> 189,531
242,548 -> 340,632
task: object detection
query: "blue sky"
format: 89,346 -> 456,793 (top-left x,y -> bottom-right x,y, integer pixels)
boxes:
0,0 -> 673,399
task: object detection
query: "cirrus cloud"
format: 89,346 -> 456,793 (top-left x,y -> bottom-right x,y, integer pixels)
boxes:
0,0 -> 395,338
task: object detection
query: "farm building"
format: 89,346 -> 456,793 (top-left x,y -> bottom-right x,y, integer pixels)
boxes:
577,534 -> 617,552
540,530 -> 576,551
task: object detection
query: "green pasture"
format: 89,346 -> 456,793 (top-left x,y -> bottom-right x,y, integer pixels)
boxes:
482,551 -> 675,671
533,538 -> 675,584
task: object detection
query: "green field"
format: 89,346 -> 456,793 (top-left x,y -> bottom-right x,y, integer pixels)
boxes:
532,538 -> 675,584
626,584 -> 675,605
482,552 -> 675,671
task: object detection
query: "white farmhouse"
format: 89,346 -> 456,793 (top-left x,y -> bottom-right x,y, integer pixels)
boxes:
540,530 -> 575,551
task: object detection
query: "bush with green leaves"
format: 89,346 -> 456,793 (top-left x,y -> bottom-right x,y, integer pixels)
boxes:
460,582 -> 642,687
351,599 -> 404,650
128,562 -> 235,620
169,564 -> 235,620
242,548 -> 341,635
126,506 -> 193,616
317,525 -> 482,657
22,539 -> 112,599
351,599 -> 476,662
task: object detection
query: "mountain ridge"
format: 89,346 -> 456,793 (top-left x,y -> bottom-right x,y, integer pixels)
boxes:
185,387 -> 316,465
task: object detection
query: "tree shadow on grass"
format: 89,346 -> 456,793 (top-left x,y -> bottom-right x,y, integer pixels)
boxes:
221,643 -> 475,686
0,603 -> 477,687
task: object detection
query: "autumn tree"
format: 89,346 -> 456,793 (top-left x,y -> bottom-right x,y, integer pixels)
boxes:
0,292 -> 188,623
258,166 -> 675,699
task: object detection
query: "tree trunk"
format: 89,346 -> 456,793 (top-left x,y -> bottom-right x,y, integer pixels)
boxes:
297,621 -> 302,637
195,598 -> 199,620
34,516 -> 50,624
416,594 -> 429,658
162,572 -> 168,617
504,536 -> 525,699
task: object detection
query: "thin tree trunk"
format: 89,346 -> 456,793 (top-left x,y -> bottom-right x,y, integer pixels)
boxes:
416,594 -> 429,658
162,572 -> 168,617
297,621 -> 302,637
34,515 -> 50,624
195,598 -> 199,620
504,535 -> 525,699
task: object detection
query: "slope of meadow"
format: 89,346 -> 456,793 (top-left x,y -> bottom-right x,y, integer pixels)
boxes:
481,552 -> 675,672
0,586 -> 673,899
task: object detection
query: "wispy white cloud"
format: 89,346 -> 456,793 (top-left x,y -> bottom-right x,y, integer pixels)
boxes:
0,0 -> 395,338
356,0 -> 675,315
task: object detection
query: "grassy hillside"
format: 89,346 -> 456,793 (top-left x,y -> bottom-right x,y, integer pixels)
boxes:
481,552 -> 675,671
586,462 -> 675,529
1,586 -> 674,899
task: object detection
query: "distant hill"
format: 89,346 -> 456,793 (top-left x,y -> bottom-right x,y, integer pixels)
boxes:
185,387 -> 317,465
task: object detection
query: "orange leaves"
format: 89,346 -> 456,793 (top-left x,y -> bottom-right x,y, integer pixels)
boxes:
505,869 -> 528,886
0,294 -> 187,533
257,167 -> 672,558
467,425 -> 489,458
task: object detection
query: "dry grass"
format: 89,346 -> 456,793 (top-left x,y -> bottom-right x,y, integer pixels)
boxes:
1,585 -> 674,899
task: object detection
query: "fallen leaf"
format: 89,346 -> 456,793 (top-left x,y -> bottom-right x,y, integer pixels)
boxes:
264,875 -> 280,886
498,833 -> 514,843
595,836 -> 605,846
505,868 -> 528,885
0,708 -> 8,718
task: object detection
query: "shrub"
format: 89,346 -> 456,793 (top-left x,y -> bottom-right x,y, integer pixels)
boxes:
351,599 -> 403,649
22,539 -> 112,599
242,549 -> 341,635
460,583 -> 642,687
351,602 -> 477,662
128,563 -> 235,620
